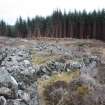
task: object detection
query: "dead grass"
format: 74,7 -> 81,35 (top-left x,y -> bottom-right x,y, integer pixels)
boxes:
37,70 -> 80,105
76,84 -> 89,96
31,54 -> 58,65
31,49 -> 61,65
38,70 -> 80,88
37,70 -> 91,105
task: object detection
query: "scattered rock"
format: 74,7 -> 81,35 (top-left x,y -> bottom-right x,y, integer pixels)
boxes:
7,99 -> 26,105
0,47 -> 39,105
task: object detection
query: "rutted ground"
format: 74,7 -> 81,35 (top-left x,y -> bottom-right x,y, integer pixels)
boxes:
0,37 -> 105,105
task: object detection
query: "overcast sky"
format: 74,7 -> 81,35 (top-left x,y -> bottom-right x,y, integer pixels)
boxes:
0,0 -> 105,25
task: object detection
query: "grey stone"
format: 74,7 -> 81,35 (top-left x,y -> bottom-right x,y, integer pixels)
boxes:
0,96 -> 7,105
7,99 -> 26,105
0,68 -> 18,98
0,87 -> 12,98
18,90 -> 30,103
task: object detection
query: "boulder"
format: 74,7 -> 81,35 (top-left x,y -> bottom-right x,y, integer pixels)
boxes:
0,87 -> 12,98
17,90 -> 30,104
0,68 -> 18,98
0,96 -> 7,105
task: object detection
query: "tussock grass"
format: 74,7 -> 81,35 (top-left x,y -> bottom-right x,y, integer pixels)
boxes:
38,70 -> 80,88
37,70 -> 80,105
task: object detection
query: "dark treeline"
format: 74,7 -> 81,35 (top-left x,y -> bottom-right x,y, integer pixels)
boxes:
1,9 -> 105,40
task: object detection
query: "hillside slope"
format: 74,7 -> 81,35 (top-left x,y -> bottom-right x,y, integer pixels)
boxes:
0,37 -> 105,105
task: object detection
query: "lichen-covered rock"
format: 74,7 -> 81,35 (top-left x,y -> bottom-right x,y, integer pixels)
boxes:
0,48 -> 36,85
0,87 -> 12,98
7,99 -> 26,105
0,47 -> 40,105
0,68 -> 18,98
18,90 -> 30,103
0,96 -> 7,105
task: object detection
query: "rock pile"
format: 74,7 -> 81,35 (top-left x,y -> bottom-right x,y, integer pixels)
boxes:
0,41 -> 105,105
0,47 -> 39,105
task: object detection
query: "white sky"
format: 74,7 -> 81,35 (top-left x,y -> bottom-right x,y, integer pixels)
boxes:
0,0 -> 105,25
